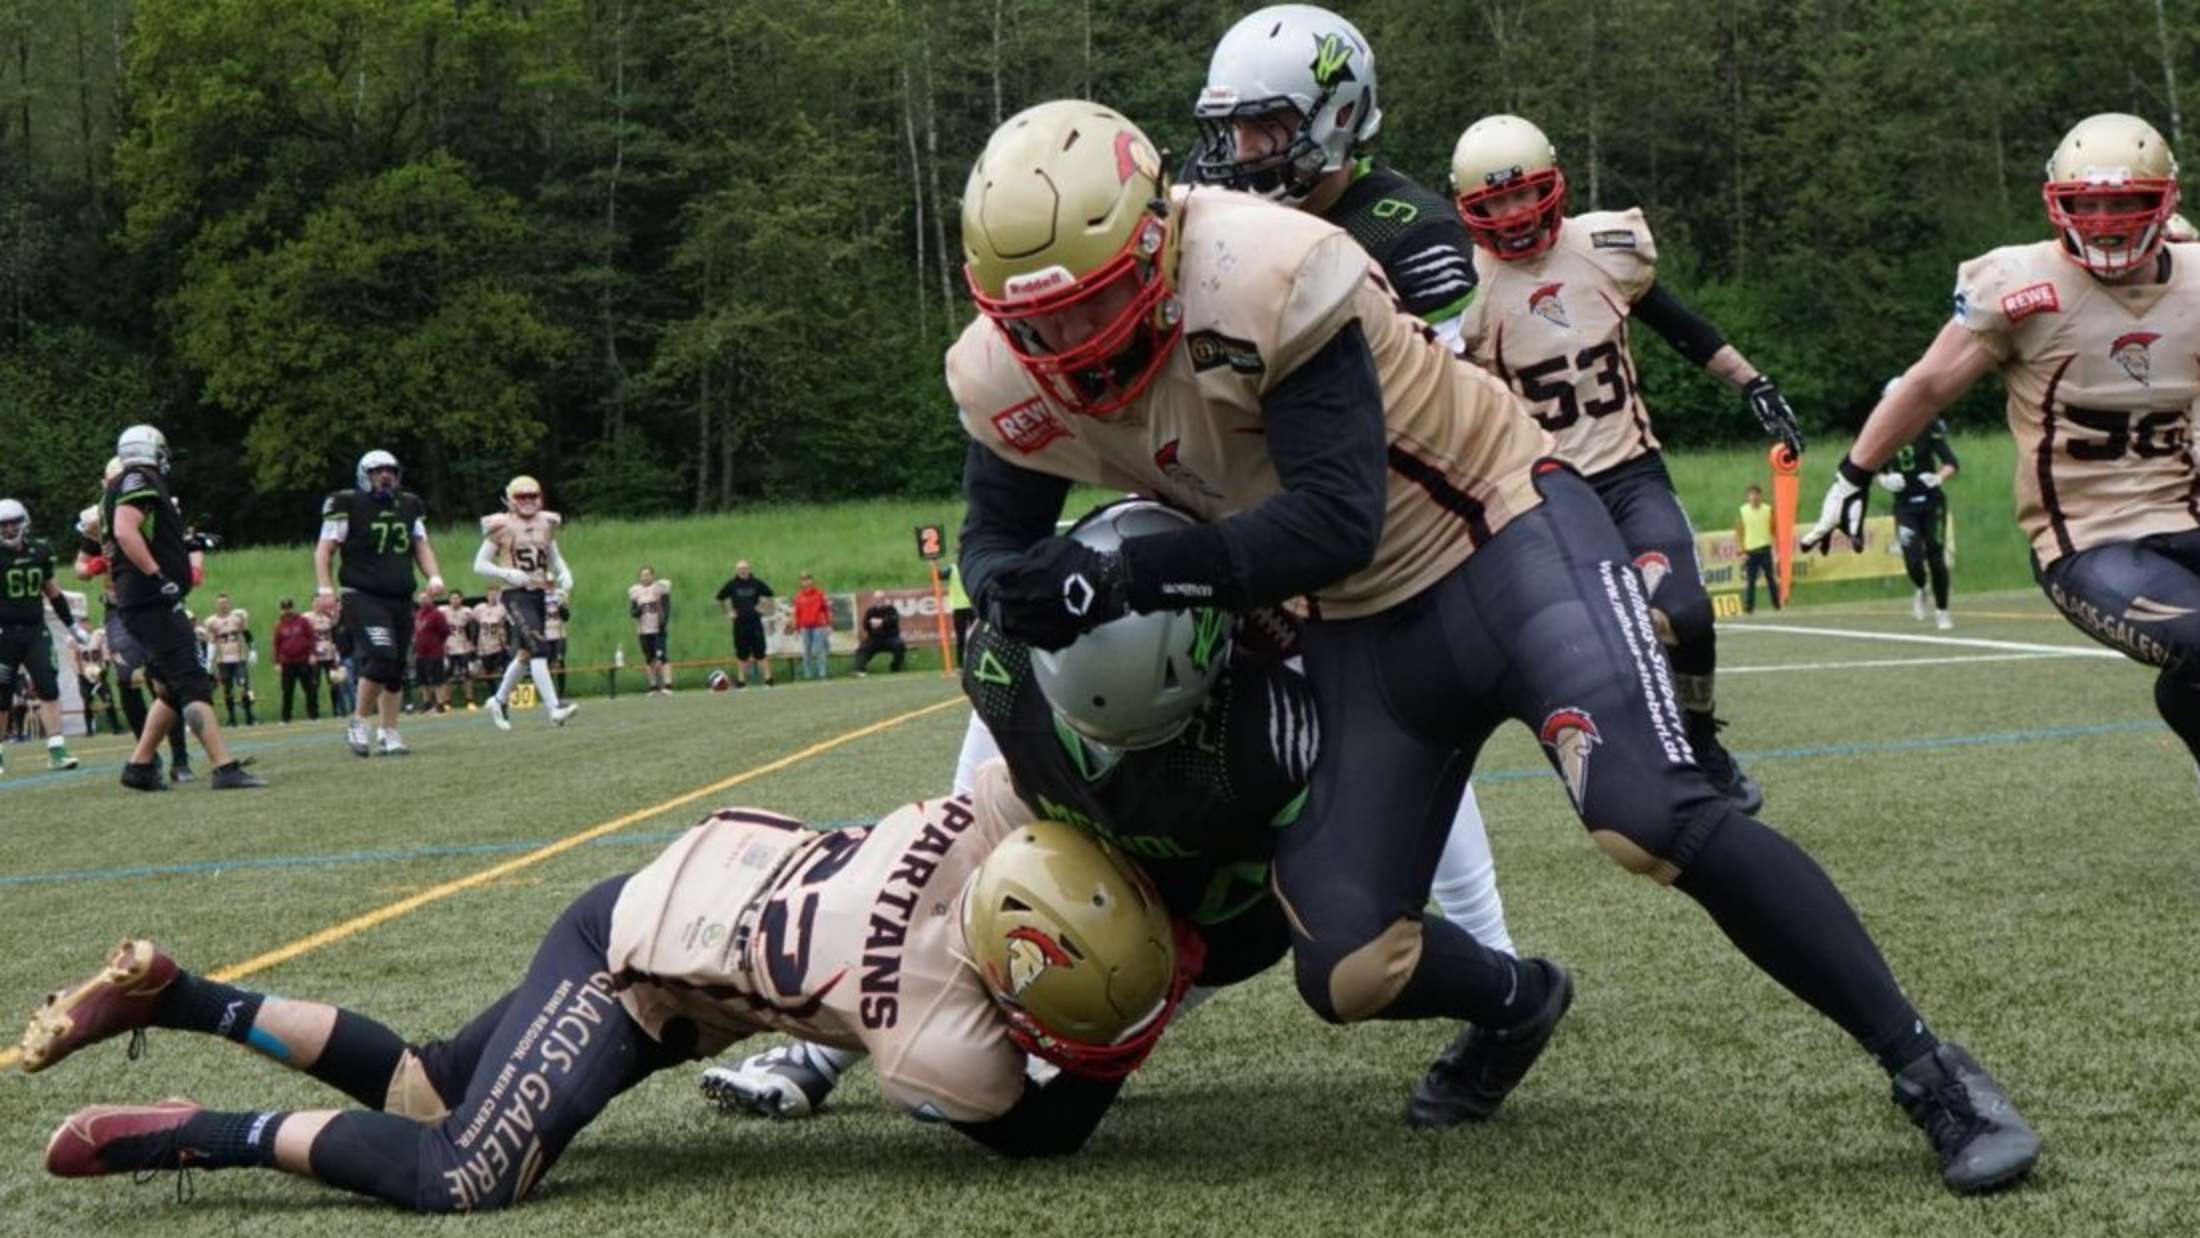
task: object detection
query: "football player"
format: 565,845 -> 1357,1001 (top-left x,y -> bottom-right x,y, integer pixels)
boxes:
629,565 -> 673,693
1804,113 -> 2200,779
946,101 -> 2034,1192
0,498 -> 85,774
317,450 -> 444,757
75,622 -> 121,736
1448,113 -> 1805,813
75,496 -> 194,780
203,593 -> 257,728
100,426 -> 264,790
1872,379 -> 1961,628
473,477 -> 578,729
21,766 -> 1195,1212
440,588 -> 476,709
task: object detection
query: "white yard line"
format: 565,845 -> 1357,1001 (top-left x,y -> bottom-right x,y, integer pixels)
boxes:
1723,651 -> 2088,674
1716,622 -> 2121,659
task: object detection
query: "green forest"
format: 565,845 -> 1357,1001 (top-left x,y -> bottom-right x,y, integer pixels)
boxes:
0,0 -> 2192,544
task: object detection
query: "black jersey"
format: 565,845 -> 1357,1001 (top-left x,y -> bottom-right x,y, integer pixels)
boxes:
716,576 -> 773,617
1319,160 -> 1479,328
962,620 -> 1316,926
322,489 -> 430,598
1890,421 -> 1960,507
102,468 -> 192,609
0,538 -> 57,625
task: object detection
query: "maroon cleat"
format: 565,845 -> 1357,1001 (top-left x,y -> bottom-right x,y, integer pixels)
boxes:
44,1098 -> 205,1179
20,939 -> 178,1074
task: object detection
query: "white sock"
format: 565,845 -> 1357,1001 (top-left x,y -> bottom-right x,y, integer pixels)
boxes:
951,712 -> 1003,797
1429,784 -> 1516,956
494,658 -> 527,704
528,658 -> 562,709
46,734 -> 65,749
796,1042 -> 859,1081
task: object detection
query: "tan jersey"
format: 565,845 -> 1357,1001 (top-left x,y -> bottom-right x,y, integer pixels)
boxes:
544,596 -> 566,641
949,187 -> 1553,620
79,629 -> 108,674
1953,240 -> 2200,564
608,760 -> 1036,1122
629,581 -> 670,635
473,603 -> 508,655
307,610 -> 338,663
481,511 -> 564,589
206,610 -> 251,664
441,603 -> 474,656
1458,209 -> 1661,477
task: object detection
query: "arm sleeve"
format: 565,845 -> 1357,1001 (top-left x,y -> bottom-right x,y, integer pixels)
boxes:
1117,320 -> 1386,611
1629,282 -> 1729,368
948,1072 -> 1125,1159
549,542 -> 574,592
958,439 -> 1073,611
474,539 -> 522,586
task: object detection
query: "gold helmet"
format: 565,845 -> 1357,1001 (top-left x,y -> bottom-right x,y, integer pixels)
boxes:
2169,213 -> 2199,243
962,100 -> 1182,418
963,820 -> 1197,1079
1449,114 -> 1566,260
504,474 -> 543,517
2043,113 -> 2181,277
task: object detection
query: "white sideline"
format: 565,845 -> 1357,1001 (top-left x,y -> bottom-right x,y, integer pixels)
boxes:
1716,622 -> 2122,659
1723,651 -> 2090,675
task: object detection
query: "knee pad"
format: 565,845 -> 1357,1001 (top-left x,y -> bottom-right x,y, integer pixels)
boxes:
385,1048 -> 454,1124
1320,918 -> 1423,1023
1587,795 -> 1734,886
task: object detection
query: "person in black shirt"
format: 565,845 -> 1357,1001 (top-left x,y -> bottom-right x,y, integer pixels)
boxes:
101,425 -> 263,790
1874,387 -> 1961,629
0,498 -> 85,774
714,561 -> 774,688
75,496 -> 195,780
851,599 -> 907,675
317,450 -> 444,758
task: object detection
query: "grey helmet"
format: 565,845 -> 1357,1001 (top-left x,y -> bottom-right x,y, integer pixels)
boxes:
357,449 -> 401,495
115,424 -> 170,472
1189,4 -> 1382,203
0,498 -> 27,548
1032,500 -> 1233,750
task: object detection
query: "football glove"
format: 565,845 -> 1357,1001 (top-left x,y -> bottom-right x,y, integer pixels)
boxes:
1916,472 -> 1943,490
1743,375 -> 1806,458
1876,472 -> 1907,495
1799,458 -> 1874,554
986,537 -> 1128,651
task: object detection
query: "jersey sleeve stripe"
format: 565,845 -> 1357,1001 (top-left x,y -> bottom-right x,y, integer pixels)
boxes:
2037,356 -> 2079,560
1386,443 -> 1493,547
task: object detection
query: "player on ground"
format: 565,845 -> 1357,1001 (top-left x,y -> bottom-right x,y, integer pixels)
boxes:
1447,114 -> 1805,813
76,496 -> 195,780
203,593 -> 257,728
0,498 -> 85,774
1804,112 -> 2200,779
948,101 -> 2036,1191
100,426 -> 264,790
21,765 -> 1195,1211
473,476 -> 578,729
630,565 -> 673,693
1871,379 -> 1962,628
316,450 -> 444,757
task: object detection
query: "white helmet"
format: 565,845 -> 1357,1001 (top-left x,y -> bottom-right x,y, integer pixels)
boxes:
356,449 -> 401,495
1031,501 -> 1231,750
1189,4 -> 1381,203
0,499 -> 27,548
115,424 -> 169,472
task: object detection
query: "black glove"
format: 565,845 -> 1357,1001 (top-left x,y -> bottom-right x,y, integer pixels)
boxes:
986,537 -> 1128,651
1743,375 -> 1806,458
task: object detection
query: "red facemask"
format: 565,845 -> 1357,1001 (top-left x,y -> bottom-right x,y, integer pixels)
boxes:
2044,178 -> 2181,276
970,213 -> 1181,418
1456,166 -> 1567,261
998,919 -> 1207,1081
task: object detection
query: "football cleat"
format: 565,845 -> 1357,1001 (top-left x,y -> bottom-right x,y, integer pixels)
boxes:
1892,1043 -> 2040,1194
1936,610 -> 1955,631
21,939 -> 178,1073
700,1046 -> 839,1120
48,745 -> 79,771
345,718 -> 371,758
44,1098 -> 205,1180
209,762 -> 267,790
377,729 -> 410,757
1913,587 -> 1930,622
1406,960 -> 1573,1128
550,702 -> 579,727
486,696 -> 511,731
1686,714 -> 1764,815
119,762 -> 168,793
169,760 -> 193,784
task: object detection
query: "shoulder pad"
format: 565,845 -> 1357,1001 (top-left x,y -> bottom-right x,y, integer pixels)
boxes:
541,511 -> 562,530
322,490 -> 354,517
480,513 -> 505,537
116,470 -> 158,496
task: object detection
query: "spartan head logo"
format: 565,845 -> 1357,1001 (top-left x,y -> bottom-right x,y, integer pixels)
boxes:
2110,331 -> 2161,385
1155,437 -> 1223,498
1539,708 -> 1602,811
1528,282 -> 1570,328
1633,551 -> 1672,597
1002,926 -> 1074,998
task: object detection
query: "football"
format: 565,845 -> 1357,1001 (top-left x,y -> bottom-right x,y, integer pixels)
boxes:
707,669 -> 732,692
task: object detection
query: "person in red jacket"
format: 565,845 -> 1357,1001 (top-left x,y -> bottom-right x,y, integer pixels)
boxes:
412,591 -> 452,714
793,573 -> 832,680
272,598 -> 320,724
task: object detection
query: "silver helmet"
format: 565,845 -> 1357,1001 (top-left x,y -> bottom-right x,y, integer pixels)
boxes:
115,424 -> 169,472
1032,501 -> 1232,750
356,449 -> 401,495
0,498 -> 27,548
1189,4 -> 1381,203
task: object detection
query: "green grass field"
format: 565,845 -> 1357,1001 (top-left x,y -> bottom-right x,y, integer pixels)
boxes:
3,586 -> 2193,1236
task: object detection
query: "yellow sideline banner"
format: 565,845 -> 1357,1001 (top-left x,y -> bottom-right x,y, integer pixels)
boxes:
1695,514 -> 1955,616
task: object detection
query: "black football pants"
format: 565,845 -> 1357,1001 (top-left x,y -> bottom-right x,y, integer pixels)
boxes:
2038,527 -> 2200,761
1590,452 -> 1718,712
1896,497 -> 1952,610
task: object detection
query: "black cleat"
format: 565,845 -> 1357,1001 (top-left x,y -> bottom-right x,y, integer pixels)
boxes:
169,761 -> 193,785
1893,1043 -> 2040,1194
208,761 -> 267,790
119,762 -> 169,793
1686,713 -> 1763,814
1406,959 -> 1574,1128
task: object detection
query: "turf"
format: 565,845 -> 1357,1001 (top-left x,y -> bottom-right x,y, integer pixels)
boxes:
3,588 -> 2193,1236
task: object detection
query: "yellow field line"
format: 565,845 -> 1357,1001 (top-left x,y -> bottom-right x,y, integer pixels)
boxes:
4,694 -> 964,1073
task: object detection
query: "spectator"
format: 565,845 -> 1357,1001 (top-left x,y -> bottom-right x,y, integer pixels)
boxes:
473,587 -> 511,698
715,560 -> 774,689
308,593 -> 345,716
1737,483 -> 1781,614
414,591 -> 452,714
544,590 -> 571,696
332,612 -> 359,717
628,566 -> 673,694
77,626 -> 121,736
273,597 -> 321,723
853,598 -> 908,676
945,563 -> 974,668
793,573 -> 831,680
442,589 -> 477,710
205,592 -> 257,727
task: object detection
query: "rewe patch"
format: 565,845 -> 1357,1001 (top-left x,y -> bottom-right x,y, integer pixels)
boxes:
2001,282 -> 2060,323
991,398 -> 1071,454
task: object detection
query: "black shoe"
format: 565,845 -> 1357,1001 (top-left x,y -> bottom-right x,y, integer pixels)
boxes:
1406,960 -> 1574,1128
1892,1043 -> 2040,1194
168,762 -> 193,785
1686,713 -> 1763,814
208,761 -> 267,790
119,762 -> 169,793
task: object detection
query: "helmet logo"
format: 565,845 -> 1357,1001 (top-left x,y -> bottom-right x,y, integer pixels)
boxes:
1114,130 -> 1159,186
1003,265 -> 1075,300
1188,607 -> 1228,672
1310,32 -> 1356,86
1538,708 -> 1602,812
1003,926 -> 1075,997
2111,331 -> 2161,385
1528,282 -> 1570,328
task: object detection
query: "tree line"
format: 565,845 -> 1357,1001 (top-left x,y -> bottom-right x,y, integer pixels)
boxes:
0,0 -> 2190,545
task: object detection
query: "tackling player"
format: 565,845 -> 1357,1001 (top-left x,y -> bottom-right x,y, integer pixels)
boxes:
1447,114 -> 1806,813
629,565 -> 673,693
21,766 -> 1194,1211
203,593 -> 257,728
947,101 -> 2035,1192
317,451 -> 444,757
0,498 -> 85,773
473,476 -> 578,728
1804,113 -> 2200,778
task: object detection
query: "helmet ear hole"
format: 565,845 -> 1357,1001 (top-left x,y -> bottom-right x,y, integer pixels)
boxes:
1000,895 -> 1032,913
